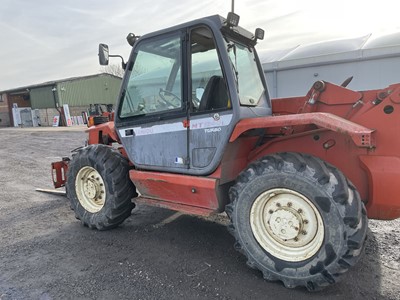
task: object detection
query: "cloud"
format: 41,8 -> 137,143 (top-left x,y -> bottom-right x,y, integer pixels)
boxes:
0,0 -> 398,91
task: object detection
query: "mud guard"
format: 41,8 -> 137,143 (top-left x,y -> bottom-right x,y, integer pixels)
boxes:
230,112 -> 375,148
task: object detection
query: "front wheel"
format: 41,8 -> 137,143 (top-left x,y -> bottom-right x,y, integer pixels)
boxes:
66,144 -> 136,230
226,152 -> 367,291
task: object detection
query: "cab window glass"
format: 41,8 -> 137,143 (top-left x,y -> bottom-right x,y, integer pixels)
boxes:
191,27 -> 230,112
120,34 -> 182,118
227,41 -> 265,106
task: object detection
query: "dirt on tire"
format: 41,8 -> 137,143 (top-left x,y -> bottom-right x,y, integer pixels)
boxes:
0,127 -> 399,300
227,153 -> 367,290
67,144 -> 136,230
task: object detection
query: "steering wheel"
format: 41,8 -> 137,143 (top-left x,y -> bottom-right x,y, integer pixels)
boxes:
159,88 -> 181,107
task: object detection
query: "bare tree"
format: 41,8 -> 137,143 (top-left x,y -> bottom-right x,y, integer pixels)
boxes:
100,64 -> 125,78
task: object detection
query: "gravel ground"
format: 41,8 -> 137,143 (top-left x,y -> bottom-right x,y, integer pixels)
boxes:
0,127 -> 399,300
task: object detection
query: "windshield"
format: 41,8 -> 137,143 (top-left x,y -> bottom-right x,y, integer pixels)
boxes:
226,41 -> 266,106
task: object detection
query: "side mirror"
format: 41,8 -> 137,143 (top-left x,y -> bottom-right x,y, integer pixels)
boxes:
255,28 -> 265,41
98,43 -> 109,66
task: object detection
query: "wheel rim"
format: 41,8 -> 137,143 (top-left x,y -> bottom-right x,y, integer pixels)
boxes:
250,188 -> 324,262
75,166 -> 106,213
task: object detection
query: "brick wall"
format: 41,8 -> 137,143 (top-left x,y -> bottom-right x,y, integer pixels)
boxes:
0,112 -> 10,127
37,108 -> 60,126
0,94 -> 10,126
68,105 -> 90,117
8,94 -> 31,108
37,106 -> 90,126
1,104 -> 101,127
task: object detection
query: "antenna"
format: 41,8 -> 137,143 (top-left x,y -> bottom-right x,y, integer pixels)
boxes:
231,0 -> 234,13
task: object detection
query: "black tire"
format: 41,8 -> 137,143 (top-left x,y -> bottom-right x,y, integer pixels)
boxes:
93,116 -> 109,125
66,144 -> 137,230
226,152 -> 368,291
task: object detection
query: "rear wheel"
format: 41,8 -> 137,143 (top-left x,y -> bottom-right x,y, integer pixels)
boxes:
226,152 -> 367,290
66,144 -> 136,230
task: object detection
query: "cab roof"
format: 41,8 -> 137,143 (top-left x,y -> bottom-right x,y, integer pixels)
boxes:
136,14 -> 257,46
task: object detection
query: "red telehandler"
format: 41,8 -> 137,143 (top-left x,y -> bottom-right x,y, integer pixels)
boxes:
52,13 -> 400,290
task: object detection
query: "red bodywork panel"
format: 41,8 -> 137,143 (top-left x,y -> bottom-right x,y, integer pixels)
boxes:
87,121 -> 119,145
359,156 -> 400,219
229,112 -> 375,148
130,170 -> 219,215
225,81 -> 400,220
52,81 -> 400,220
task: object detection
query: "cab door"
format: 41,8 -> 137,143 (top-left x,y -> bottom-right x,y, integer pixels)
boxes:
116,31 -> 189,172
188,27 -> 235,175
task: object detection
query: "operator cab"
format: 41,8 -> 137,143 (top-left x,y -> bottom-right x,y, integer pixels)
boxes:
113,14 -> 271,175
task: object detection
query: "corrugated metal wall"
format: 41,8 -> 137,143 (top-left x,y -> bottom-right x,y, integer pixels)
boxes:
30,86 -> 55,109
56,74 -> 121,106
261,34 -> 400,98
264,55 -> 400,98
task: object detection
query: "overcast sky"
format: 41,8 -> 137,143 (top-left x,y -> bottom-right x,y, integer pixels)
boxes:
1,0 -> 399,91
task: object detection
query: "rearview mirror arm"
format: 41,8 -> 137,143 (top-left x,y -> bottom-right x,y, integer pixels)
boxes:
109,54 -> 127,70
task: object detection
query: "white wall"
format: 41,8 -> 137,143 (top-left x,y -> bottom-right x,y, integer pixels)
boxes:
264,56 -> 400,98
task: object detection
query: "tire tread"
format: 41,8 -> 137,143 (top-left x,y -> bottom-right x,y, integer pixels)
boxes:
226,152 -> 367,291
66,144 -> 136,230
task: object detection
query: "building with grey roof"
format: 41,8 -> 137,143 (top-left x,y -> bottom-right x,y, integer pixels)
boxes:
0,73 -> 121,127
260,32 -> 400,98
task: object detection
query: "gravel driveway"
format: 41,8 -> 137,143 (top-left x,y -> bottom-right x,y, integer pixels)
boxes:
0,127 -> 399,300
